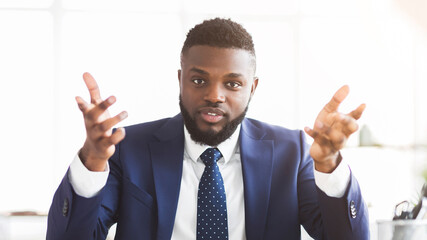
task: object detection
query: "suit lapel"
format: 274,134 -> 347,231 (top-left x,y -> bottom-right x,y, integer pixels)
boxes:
150,115 -> 185,240
240,119 -> 274,240
148,116 -> 274,239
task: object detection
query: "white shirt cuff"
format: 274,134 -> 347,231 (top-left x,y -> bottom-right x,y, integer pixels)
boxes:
314,158 -> 351,198
68,153 -> 110,198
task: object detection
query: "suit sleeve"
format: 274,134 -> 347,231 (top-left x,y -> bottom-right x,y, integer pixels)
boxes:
46,145 -> 123,240
297,131 -> 370,240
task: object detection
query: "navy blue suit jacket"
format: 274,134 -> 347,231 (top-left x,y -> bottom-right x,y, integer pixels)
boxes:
47,114 -> 369,239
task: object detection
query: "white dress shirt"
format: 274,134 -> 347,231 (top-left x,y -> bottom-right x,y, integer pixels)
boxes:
68,125 -> 350,239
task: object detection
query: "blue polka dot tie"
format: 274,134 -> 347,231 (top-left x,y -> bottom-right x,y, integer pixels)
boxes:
197,148 -> 228,240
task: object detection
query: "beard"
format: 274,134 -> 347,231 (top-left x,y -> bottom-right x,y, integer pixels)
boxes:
179,95 -> 248,146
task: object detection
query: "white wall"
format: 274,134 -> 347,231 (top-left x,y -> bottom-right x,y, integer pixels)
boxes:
1,0 -> 427,232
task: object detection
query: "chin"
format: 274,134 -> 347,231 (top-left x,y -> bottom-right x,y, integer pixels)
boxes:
196,122 -> 225,133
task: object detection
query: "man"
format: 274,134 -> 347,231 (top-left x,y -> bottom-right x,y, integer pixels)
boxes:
47,18 -> 369,239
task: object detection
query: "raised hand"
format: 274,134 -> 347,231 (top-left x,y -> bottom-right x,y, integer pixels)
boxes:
75,72 -> 128,171
304,85 -> 365,173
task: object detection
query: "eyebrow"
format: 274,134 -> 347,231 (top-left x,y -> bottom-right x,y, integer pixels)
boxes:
225,73 -> 243,78
189,67 -> 243,78
189,67 -> 209,75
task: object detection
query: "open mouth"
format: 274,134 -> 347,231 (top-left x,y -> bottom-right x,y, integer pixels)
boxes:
199,108 -> 225,123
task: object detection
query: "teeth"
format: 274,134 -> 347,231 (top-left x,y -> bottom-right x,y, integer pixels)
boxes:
207,112 -> 217,116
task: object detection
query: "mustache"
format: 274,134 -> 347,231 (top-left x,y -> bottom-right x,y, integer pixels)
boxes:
201,102 -> 220,108
197,102 -> 227,116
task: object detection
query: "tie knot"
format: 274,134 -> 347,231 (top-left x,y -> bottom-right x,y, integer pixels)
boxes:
200,148 -> 222,166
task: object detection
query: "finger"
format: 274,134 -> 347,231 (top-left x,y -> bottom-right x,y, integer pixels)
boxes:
97,111 -> 128,134
75,96 -> 89,112
328,113 -> 359,137
348,103 -> 366,120
305,127 -> 332,147
324,85 -> 349,113
85,96 -> 116,122
307,122 -> 332,140
109,127 -> 126,145
96,96 -> 116,112
96,128 -> 126,149
83,72 -> 102,104
304,126 -> 317,139
341,116 -> 359,136
312,123 -> 337,146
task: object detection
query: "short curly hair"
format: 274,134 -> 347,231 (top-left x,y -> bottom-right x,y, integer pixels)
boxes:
181,18 -> 256,71
182,18 -> 255,55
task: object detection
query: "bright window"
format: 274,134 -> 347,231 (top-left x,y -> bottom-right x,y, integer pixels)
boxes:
0,11 -> 54,212
1,2 -> 427,239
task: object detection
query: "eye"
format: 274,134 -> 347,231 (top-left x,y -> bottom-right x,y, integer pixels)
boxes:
192,79 -> 205,85
226,81 -> 242,89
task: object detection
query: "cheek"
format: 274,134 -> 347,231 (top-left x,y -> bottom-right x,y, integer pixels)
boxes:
228,93 -> 250,112
238,88 -> 252,103
180,83 -> 193,98
183,90 -> 199,101
181,89 -> 201,110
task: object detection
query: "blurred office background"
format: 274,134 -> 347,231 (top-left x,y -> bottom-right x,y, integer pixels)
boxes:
0,0 -> 427,239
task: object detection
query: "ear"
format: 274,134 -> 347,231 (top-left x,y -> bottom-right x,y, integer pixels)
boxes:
250,77 -> 259,97
178,69 -> 182,82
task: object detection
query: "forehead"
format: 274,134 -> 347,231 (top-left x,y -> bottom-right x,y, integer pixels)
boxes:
181,46 -> 255,74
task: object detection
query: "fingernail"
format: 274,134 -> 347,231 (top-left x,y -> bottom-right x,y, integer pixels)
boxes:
108,96 -> 116,104
120,111 -> 128,119
315,121 -> 323,129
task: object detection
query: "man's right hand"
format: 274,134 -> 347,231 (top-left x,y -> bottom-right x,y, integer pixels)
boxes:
75,72 -> 128,171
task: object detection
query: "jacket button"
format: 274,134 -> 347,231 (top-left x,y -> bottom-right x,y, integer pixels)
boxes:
62,198 -> 69,217
350,200 -> 357,218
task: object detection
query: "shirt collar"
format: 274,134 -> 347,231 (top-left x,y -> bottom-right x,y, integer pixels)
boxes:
184,125 -> 241,164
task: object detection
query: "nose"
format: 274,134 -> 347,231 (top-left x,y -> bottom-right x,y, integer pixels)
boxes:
203,83 -> 225,104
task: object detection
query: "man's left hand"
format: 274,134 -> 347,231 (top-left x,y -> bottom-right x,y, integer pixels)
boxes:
304,85 -> 366,173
